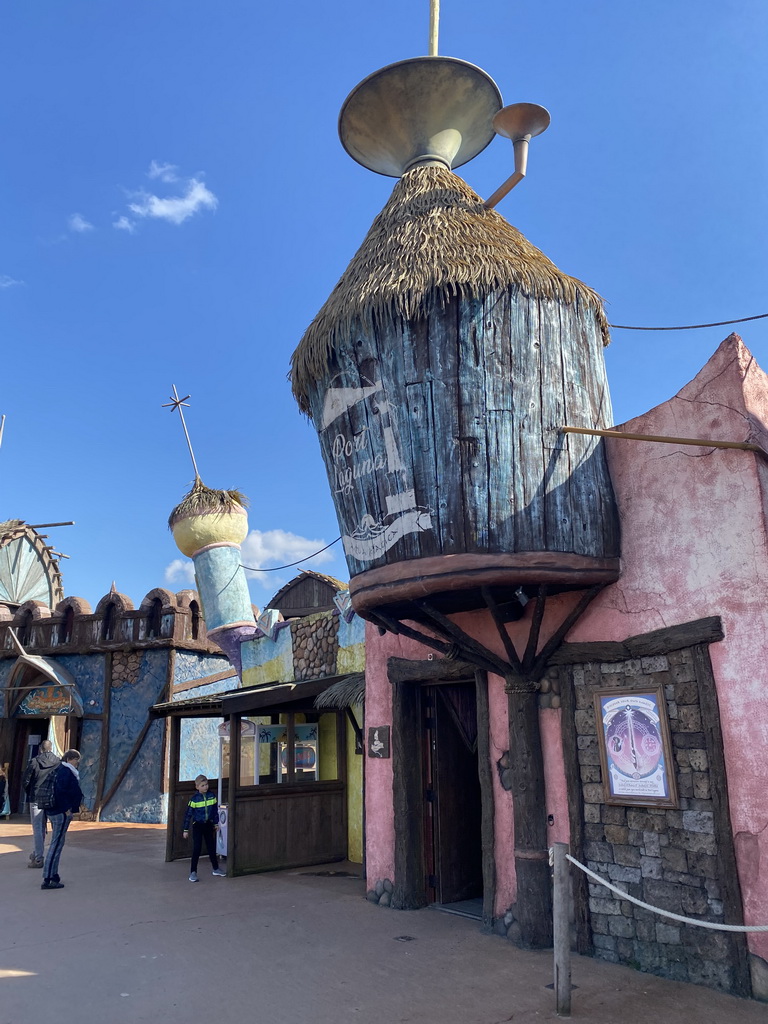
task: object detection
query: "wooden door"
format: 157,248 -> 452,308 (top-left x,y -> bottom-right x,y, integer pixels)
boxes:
425,684 -> 483,904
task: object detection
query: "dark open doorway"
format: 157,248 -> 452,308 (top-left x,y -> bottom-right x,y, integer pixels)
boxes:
10,717 -> 48,813
391,668 -> 491,918
423,683 -> 483,908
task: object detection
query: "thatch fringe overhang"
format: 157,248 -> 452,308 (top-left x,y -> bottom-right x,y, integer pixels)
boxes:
291,164 -> 610,414
168,478 -> 249,529
314,671 -> 365,710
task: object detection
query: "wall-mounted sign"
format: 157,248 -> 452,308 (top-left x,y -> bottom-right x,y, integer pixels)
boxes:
368,725 -> 390,759
16,685 -> 78,717
594,687 -> 678,808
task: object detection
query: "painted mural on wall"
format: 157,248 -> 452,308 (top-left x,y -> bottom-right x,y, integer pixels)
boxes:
0,585 -> 229,824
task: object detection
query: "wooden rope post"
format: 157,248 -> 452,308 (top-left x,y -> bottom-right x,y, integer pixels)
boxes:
552,842 -> 572,1016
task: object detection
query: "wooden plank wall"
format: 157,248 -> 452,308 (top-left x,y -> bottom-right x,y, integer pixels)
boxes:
232,782 -> 346,873
309,288 -> 620,579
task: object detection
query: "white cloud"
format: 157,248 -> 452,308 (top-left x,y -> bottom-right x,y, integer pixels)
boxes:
128,177 -> 218,226
241,529 -> 334,589
148,160 -> 179,182
164,558 -> 196,585
68,213 -> 94,233
0,275 -> 23,288
113,215 -> 136,234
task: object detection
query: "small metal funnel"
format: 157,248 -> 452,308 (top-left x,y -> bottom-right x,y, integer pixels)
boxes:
339,56 -> 503,177
484,102 -> 551,208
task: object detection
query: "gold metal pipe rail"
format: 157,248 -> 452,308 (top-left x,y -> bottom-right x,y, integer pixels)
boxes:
561,426 -> 768,462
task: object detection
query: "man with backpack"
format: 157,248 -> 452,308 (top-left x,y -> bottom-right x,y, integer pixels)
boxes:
20,739 -> 60,869
40,749 -> 83,891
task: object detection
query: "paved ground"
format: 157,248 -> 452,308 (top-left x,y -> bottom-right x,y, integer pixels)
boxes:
0,819 -> 765,1024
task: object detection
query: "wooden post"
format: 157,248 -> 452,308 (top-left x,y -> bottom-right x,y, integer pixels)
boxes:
506,672 -> 552,948
165,714 -> 180,863
227,712 -> 241,876
552,842 -> 571,1017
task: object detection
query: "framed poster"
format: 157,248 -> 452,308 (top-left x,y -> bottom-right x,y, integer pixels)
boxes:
594,687 -> 678,808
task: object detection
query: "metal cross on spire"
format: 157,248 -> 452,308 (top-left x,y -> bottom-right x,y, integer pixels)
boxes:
162,385 -> 201,481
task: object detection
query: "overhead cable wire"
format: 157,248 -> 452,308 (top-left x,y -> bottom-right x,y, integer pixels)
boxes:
610,312 -> 768,331
241,536 -> 342,572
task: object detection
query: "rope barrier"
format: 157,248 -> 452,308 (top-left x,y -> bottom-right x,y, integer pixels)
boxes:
561,851 -> 768,933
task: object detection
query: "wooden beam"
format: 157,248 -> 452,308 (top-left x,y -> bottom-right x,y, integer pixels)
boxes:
94,651 -> 112,820
165,714 -> 181,863
691,644 -> 752,997
522,585 -> 548,674
558,664 -> 592,954
548,616 -> 724,665
506,670 -> 552,948
99,713 -> 155,812
474,670 -> 497,927
227,711 -> 241,876
387,656 -> 474,685
530,586 -> 602,678
481,586 -> 524,676
414,599 -> 511,677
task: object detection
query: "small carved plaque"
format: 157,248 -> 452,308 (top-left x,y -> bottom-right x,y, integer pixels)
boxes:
367,725 -> 390,759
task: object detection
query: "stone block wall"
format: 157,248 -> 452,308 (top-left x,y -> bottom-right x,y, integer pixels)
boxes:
291,613 -> 339,680
568,647 -> 747,994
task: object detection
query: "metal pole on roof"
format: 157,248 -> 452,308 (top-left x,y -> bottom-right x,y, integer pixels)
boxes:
429,0 -> 440,55
162,385 -> 201,481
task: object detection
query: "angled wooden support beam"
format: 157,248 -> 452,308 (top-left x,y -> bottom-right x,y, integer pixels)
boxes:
481,586 -> 524,677
530,585 -> 603,680
414,598 -> 511,677
522,584 -> 548,675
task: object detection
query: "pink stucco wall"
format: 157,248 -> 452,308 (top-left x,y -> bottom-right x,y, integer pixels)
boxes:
569,334 -> 768,959
364,334 -> 768,958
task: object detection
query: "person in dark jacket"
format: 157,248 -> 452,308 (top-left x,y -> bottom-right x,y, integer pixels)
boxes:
182,774 -> 225,882
41,749 -> 83,890
21,740 -> 60,868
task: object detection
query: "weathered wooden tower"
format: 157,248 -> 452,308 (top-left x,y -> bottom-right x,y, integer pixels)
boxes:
291,29 -> 621,948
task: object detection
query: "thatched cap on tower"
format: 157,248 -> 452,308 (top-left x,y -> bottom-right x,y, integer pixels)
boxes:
291,165 -> 609,414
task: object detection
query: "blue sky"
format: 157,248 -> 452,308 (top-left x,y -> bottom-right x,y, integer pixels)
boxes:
1,1 -> 766,610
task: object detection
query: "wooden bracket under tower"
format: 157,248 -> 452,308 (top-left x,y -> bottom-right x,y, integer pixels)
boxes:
369,582 -> 604,950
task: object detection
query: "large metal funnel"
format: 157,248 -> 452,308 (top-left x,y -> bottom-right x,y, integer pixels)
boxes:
339,56 -> 502,177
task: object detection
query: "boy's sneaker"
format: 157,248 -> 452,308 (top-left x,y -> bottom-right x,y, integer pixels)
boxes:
41,880 -> 64,890
188,872 -> 198,882
212,868 -> 226,877
28,854 -> 43,869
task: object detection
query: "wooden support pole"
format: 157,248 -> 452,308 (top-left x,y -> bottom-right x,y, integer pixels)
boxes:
506,671 -> 552,948
165,714 -> 180,864
552,842 -> 572,1017
227,712 -> 241,876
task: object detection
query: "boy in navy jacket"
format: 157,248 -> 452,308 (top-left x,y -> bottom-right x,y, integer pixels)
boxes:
182,774 -> 225,882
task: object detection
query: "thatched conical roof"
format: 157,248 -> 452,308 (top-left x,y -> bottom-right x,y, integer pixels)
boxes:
291,164 -> 609,414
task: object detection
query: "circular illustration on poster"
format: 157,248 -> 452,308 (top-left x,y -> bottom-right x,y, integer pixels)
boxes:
605,704 -> 663,780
